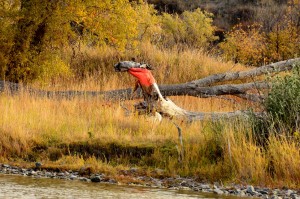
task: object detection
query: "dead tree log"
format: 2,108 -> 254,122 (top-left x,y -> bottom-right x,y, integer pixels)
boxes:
1,58 -> 298,101
111,58 -> 298,121
187,58 -> 300,87
0,58 -> 298,121
156,96 -> 260,121
101,58 -> 299,101
159,81 -> 269,98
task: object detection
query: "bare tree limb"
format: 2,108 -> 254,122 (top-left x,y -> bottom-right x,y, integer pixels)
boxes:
188,58 -> 300,86
100,58 -> 298,100
234,93 -> 265,102
157,97 -> 259,121
0,58 -> 298,101
159,82 -> 270,98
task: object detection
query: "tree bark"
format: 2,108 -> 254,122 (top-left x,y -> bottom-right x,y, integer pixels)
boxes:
1,58 -> 298,121
98,58 -> 300,100
1,58 -> 299,101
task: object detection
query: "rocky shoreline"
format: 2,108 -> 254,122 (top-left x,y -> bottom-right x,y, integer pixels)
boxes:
1,163 -> 299,199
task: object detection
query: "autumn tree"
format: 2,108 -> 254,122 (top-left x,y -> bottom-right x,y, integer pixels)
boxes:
266,0 -> 300,61
159,8 -> 217,49
1,0 -> 156,82
219,24 -> 266,66
0,1 -> 18,80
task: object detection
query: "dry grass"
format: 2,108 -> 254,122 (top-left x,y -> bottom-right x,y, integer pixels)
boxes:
1,45 -> 299,188
1,91 -> 300,187
32,42 -> 249,91
267,135 -> 300,187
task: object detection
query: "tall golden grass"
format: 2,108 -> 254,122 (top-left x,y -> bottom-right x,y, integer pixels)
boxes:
2,92 -> 300,187
1,45 -> 299,188
34,42 -> 248,91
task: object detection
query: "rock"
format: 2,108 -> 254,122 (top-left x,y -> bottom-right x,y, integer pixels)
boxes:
12,170 -> 19,174
246,185 -> 255,194
28,170 -> 37,176
45,172 -> 52,177
70,175 -> 77,180
91,175 -> 101,183
286,189 -> 294,196
213,188 -> 224,195
200,184 -> 210,189
238,190 -> 246,196
35,162 -> 42,169
271,196 -> 282,199
192,187 -> 200,191
78,177 -> 89,182
291,194 -> 300,199
180,181 -> 190,187
109,179 -> 117,184
57,172 -> 65,177
129,168 -> 138,173
258,188 -> 270,195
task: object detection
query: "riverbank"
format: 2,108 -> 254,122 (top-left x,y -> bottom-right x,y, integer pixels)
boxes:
1,163 -> 299,199
1,92 -> 300,192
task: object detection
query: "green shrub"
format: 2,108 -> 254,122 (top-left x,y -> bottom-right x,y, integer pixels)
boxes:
251,63 -> 300,143
264,64 -> 300,134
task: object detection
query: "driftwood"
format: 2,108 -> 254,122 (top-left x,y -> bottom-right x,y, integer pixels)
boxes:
103,57 -> 300,101
0,58 -> 299,121
112,58 -> 299,121
1,58 -> 299,100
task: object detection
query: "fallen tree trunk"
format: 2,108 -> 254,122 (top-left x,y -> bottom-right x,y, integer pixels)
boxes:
102,58 -> 299,100
0,58 -> 299,101
1,58 -> 298,121
157,97 -> 260,121
187,58 -> 300,87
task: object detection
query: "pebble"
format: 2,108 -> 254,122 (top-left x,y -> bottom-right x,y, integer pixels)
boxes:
0,163 -> 299,198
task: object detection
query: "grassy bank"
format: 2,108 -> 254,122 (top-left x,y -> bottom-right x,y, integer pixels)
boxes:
1,90 -> 300,188
1,47 -> 299,189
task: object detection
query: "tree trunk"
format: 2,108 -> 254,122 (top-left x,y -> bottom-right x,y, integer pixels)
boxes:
101,57 -> 300,100
1,58 -> 299,121
1,58 -> 299,100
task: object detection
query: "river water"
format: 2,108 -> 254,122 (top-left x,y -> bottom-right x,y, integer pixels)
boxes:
0,174 -> 248,199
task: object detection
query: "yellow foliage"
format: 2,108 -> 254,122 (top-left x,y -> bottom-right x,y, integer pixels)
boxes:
160,8 -> 217,49
31,51 -> 72,83
219,23 -> 266,66
267,20 -> 300,61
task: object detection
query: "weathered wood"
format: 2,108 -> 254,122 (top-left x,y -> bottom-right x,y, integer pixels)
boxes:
102,58 -> 299,100
2,58 -> 298,121
0,58 -> 299,101
188,58 -> 300,86
159,82 -> 269,97
156,97 -> 259,121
